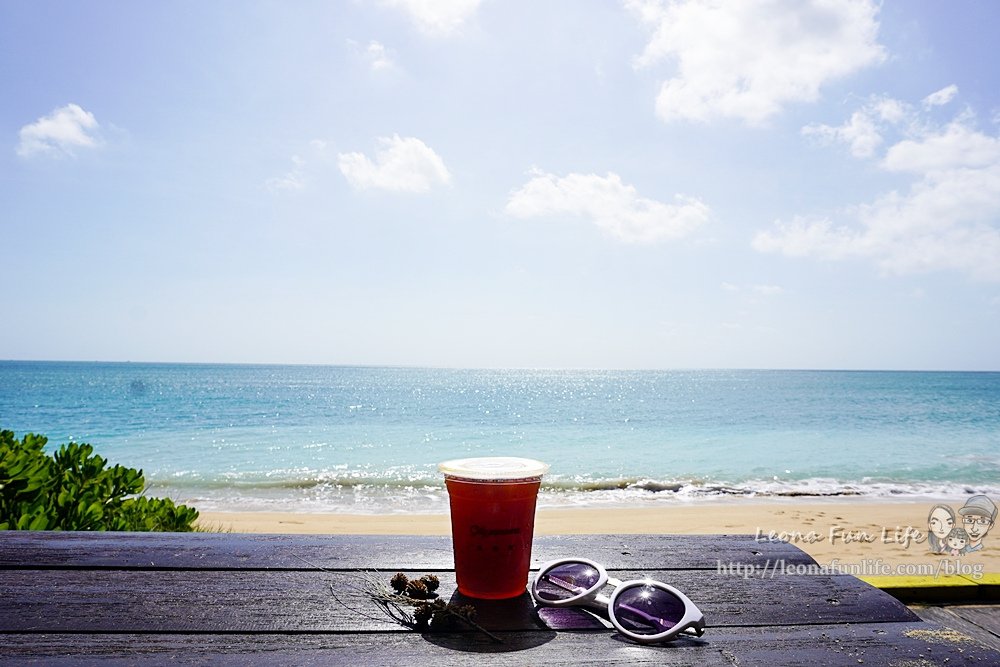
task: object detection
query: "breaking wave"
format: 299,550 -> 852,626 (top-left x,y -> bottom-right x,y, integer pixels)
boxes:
147,471 -> 1000,514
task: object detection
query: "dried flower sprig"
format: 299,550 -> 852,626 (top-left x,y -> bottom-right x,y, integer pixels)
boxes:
368,572 -> 501,642
290,556 -> 503,644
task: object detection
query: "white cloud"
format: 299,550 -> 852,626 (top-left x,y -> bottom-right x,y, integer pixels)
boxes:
628,0 -> 886,125
873,98 -> 908,125
882,122 -> 1000,173
17,103 -> 102,158
756,95 -> 1000,281
802,95 -> 912,158
803,108 -> 883,158
266,155 -> 307,193
505,169 -> 709,243
348,39 -> 396,71
309,139 -> 331,153
365,41 -> 395,70
754,169 -> 1000,280
753,215 -> 870,259
338,134 -> 451,193
381,0 -> 481,35
923,84 -> 959,108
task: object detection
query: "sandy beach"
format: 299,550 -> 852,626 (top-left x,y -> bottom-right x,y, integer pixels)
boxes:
199,499 -> 999,574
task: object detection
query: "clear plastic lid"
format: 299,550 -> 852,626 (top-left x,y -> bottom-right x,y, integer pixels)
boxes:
438,456 -> 549,481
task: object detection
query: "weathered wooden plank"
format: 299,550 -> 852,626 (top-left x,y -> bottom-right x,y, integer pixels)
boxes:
0,532 -> 815,571
0,631 -> 729,667
0,568 -> 916,633
910,605 -> 1000,652
2,621 -> 999,666
715,620 -> 1000,666
951,605 -> 1000,640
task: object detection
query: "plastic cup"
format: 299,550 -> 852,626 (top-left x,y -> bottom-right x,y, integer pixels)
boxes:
439,457 -> 549,599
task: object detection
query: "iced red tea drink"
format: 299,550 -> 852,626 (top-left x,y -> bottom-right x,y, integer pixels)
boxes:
439,457 -> 549,599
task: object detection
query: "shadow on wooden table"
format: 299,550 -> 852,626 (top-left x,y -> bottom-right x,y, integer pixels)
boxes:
537,602 -> 712,651
422,591 -> 557,653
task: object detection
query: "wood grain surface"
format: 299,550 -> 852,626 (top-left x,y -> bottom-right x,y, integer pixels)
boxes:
1,531 -> 996,666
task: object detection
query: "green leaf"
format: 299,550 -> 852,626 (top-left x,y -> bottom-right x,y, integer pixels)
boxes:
1,429 -> 198,532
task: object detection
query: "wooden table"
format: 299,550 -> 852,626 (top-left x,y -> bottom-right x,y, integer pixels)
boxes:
2,532 -> 998,665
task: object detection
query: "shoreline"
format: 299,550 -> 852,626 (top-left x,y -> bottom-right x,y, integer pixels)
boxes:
172,488 -> 1000,517
198,500 -> 999,573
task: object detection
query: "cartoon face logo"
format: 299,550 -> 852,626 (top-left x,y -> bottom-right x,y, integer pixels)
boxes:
928,505 -> 955,538
927,504 -> 956,554
927,496 -> 995,555
945,527 -> 969,555
958,495 -> 996,548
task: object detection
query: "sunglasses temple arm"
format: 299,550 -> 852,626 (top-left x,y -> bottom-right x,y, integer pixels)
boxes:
592,592 -> 612,607
574,592 -> 613,616
680,619 -> 706,637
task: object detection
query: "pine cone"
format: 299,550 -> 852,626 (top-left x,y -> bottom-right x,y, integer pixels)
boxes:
413,603 -> 433,628
405,579 -> 429,599
419,574 -> 440,592
389,572 -> 409,593
457,604 -> 477,622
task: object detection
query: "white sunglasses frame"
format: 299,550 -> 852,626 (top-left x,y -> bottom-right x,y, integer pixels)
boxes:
530,557 -> 706,644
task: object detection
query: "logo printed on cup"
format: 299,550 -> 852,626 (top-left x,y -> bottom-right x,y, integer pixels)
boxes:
471,525 -> 521,537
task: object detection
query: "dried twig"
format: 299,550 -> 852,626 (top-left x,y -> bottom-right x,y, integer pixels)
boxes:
366,573 -> 503,643
292,555 -> 502,643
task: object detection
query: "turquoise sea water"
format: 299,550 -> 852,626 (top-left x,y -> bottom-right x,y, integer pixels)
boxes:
2,361 -> 998,512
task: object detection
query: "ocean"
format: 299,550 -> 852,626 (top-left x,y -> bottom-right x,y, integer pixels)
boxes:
2,361 -> 998,513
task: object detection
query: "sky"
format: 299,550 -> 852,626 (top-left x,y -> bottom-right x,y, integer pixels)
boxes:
2,1 -> 999,370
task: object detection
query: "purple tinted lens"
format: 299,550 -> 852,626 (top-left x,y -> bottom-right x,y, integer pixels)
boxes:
536,562 -> 602,602
613,584 -> 686,636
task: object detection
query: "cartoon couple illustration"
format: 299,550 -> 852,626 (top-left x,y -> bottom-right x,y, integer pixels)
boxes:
927,495 -> 996,556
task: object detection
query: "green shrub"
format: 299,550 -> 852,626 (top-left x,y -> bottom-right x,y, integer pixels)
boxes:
0,429 -> 198,531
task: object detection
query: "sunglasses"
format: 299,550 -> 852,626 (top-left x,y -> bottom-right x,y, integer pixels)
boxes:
530,557 -> 706,644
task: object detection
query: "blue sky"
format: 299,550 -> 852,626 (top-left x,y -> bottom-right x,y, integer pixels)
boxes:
2,1 -> 999,370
